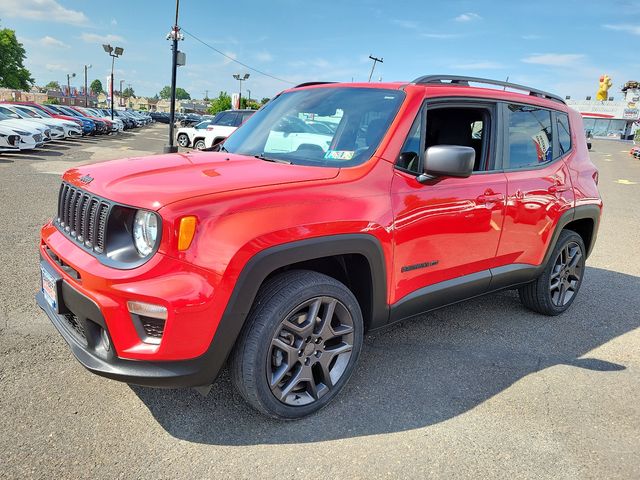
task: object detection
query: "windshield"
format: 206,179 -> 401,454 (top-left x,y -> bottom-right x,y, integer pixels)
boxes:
15,106 -> 40,118
223,87 -> 404,167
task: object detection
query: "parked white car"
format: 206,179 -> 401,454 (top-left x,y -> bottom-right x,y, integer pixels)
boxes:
0,111 -> 50,142
0,104 -> 65,139
184,109 -> 255,150
0,124 -> 22,152
0,122 -> 43,151
263,115 -> 333,153
12,105 -> 82,138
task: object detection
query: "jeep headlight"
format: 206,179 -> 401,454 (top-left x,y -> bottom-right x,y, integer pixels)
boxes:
133,210 -> 159,256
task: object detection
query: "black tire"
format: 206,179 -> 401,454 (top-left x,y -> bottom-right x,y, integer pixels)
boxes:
176,133 -> 190,147
519,230 -> 586,315
193,139 -> 205,150
230,270 -> 363,419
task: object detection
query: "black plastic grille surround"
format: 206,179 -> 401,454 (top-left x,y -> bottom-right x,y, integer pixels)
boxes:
54,182 -> 162,270
56,182 -> 110,254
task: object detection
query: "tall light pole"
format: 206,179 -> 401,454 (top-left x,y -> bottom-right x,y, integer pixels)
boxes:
164,0 -> 183,153
246,89 -> 251,103
102,44 -> 124,120
233,73 -> 249,109
66,72 -> 75,106
119,79 -> 125,106
84,65 -> 91,107
368,55 -> 383,82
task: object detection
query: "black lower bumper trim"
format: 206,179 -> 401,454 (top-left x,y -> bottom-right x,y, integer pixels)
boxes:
36,287 -> 220,388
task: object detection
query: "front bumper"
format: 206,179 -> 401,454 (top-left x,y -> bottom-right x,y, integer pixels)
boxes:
37,224 -> 230,387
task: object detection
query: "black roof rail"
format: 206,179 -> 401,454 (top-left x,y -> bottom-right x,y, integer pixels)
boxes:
294,81 -> 337,88
412,75 -> 565,104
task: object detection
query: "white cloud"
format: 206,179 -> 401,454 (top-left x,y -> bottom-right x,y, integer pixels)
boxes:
222,51 -> 237,65
392,19 -> 419,29
522,53 -> 585,66
80,33 -> 126,44
40,36 -> 69,48
453,61 -> 505,69
111,18 -> 118,26
603,24 -> 640,35
2,0 -> 88,25
45,63 -> 69,72
454,12 -> 482,22
421,33 -> 462,39
255,51 -> 273,62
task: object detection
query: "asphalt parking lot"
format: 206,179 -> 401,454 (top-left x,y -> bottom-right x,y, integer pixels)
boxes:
0,129 -> 638,479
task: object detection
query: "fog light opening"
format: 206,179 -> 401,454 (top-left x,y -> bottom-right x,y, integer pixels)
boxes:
101,328 -> 111,351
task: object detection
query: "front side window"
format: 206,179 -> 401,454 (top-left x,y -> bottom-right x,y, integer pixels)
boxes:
507,104 -> 553,169
223,87 -> 405,167
195,120 -> 211,130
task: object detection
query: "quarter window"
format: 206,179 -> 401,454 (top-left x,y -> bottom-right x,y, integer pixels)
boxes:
507,104 -> 553,169
557,113 -> 571,155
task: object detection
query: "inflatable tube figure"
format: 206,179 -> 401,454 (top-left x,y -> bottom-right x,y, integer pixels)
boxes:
597,75 -> 612,101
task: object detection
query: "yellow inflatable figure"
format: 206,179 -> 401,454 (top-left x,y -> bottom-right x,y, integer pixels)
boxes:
596,75 -> 612,101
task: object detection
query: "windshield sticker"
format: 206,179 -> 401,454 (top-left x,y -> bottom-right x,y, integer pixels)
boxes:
324,150 -> 354,160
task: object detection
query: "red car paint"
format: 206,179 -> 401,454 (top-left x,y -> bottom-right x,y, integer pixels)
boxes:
38,81 -> 602,375
3,100 -> 83,127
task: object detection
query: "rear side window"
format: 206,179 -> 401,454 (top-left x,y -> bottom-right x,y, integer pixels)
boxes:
507,104 -> 553,169
215,112 -> 237,126
557,113 -> 571,155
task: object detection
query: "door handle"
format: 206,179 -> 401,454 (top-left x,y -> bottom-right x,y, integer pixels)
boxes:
476,192 -> 504,204
548,185 -> 569,194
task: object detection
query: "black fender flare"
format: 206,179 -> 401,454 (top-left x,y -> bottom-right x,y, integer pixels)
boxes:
197,234 -> 389,385
542,204 -> 601,267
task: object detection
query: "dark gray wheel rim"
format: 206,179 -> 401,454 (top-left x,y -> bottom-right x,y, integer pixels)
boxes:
267,296 -> 354,406
549,241 -> 583,307
177,134 -> 188,146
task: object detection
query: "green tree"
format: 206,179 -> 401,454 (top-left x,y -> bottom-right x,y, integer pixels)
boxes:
159,85 -> 190,100
240,97 -> 260,110
122,86 -> 135,98
45,80 -> 61,90
89,79 -> 103,94
260,97 -> 270,105
44,98 -> 60,105
207,91 -> 231,114
0,26 -> 34,90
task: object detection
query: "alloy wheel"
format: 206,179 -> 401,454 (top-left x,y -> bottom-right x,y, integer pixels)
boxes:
266,296 -> 354,406
177,134 -> 188,147
549,241 -> 584,307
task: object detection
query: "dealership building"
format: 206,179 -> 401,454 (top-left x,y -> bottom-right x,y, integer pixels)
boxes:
566,81 -> 640,140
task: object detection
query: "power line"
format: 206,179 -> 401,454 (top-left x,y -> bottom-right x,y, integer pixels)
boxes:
181,27 -> 295,85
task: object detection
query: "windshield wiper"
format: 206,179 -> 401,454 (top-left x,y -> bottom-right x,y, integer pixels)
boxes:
254,153 -> 292,164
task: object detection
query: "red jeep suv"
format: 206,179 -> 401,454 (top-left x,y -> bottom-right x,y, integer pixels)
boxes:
37,76 -> 602,419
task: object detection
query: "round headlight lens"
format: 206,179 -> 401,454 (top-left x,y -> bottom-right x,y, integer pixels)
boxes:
133,210 -> 158,256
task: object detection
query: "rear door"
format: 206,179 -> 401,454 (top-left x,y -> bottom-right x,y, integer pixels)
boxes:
496,103 -> 575,266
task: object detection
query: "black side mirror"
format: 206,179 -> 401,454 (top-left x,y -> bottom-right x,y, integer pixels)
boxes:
418,145 -> 475,182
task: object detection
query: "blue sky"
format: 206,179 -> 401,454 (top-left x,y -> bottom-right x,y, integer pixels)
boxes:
2,0 -> 639,100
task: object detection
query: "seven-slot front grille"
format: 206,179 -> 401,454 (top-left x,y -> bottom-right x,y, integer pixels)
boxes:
56,183 -> 110,253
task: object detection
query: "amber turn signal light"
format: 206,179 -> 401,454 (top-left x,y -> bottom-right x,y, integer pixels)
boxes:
177,216 -> 197,251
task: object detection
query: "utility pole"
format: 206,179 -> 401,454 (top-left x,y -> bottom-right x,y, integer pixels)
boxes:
368,55 -> 383,82
84,65 -> 91,107
119,80 -> 124,106
164,0 -> 182,153
66,72 -> 75,105
247,89 -> 251,102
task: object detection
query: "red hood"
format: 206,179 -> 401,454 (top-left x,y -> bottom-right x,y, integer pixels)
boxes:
62,152 -> 339,210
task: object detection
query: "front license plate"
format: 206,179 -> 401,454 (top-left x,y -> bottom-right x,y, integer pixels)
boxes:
41,266 -> 58,310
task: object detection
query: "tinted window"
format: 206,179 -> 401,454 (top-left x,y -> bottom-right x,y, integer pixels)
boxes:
240,112 -> 254,124
557,113 -> 571,155
215,112 -> 237,126
508,104 -> 553,169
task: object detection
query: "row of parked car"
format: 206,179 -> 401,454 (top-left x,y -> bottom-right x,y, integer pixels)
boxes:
0,101 -> 153,153
175,109 -> 256,150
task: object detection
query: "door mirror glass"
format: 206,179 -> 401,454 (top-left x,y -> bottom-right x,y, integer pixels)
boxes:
420,145 -> 475,181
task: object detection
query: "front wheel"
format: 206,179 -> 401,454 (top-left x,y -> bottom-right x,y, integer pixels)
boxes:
193,139 -> 206,150
230,270 -> 363,419
176,133 -> 189,147
519,230 -> 586,315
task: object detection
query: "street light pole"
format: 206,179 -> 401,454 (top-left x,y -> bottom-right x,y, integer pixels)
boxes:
247,89 -> 251,103
233,73 -> 249,109
84,64 -> 91,107
67,72 -> 75,105
164,0 -> 182,153
120,79 -> 124,107
102,44 -> 124,120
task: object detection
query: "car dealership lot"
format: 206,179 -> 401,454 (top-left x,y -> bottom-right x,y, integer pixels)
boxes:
0,136 -> 638,478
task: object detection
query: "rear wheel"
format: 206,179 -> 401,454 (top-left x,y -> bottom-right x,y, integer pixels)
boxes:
177,133 -> 189,147
519,230 -> 586,315
230,270 -> 363,419
193,139 -> 205,150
